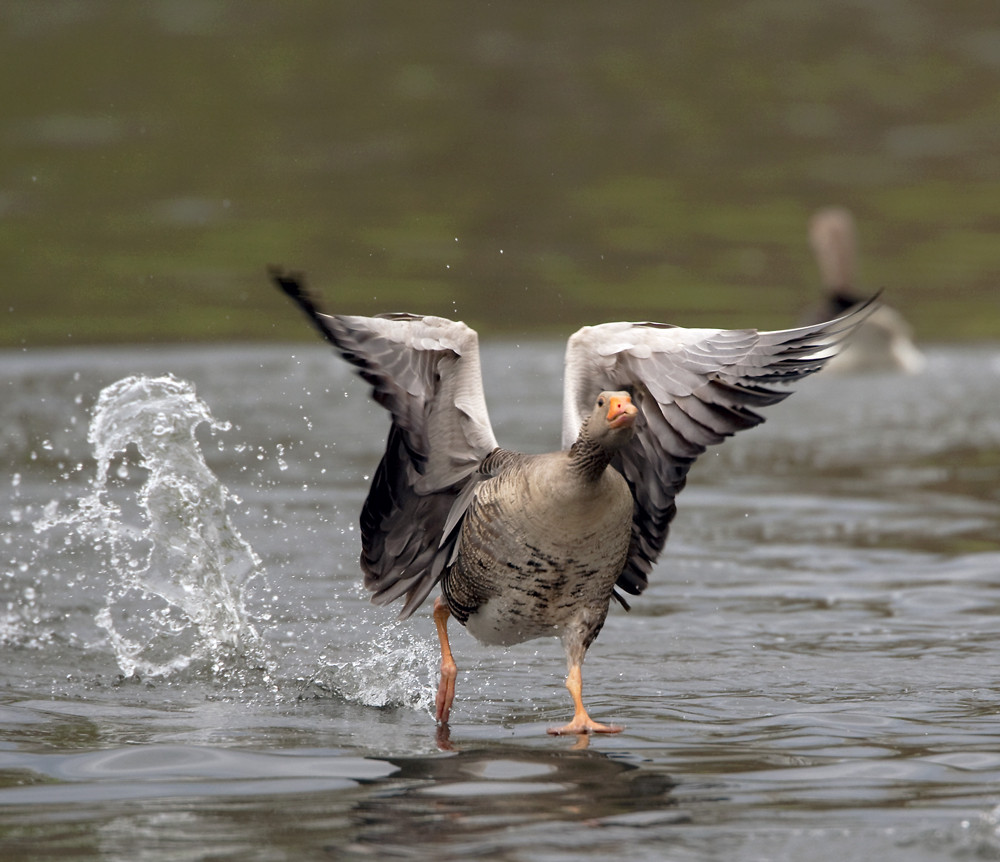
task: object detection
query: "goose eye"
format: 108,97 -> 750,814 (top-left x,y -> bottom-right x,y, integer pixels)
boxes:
597,396 -> 605,407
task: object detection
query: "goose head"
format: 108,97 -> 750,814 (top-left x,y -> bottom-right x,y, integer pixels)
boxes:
581,391 -> 638,451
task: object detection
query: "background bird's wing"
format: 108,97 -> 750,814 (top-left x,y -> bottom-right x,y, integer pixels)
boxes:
561,298 -> 877,598
271,269 -> 498,618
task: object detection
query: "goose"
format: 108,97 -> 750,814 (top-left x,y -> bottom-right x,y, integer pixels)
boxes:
270,267 -> 874,734
807,207 -> 924,374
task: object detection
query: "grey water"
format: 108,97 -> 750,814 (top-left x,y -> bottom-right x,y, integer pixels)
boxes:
3,341 -> 1000,861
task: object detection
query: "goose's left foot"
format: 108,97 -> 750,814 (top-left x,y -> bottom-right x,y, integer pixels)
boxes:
547,663 -> 623,735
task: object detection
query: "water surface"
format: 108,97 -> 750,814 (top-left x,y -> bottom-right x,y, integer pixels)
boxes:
3,342 -> 1000,860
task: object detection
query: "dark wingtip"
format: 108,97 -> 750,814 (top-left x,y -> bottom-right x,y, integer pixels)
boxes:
268,264 -> 302,294
269,264 -> 322,313
268,265 -> 343,345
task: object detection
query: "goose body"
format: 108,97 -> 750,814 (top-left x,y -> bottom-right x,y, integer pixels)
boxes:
446,446 -> 634,648
271,267 -> 874,734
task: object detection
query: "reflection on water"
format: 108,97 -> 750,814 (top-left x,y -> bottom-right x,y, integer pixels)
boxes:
2,343 -> 1000,860
352,744 -> 678,858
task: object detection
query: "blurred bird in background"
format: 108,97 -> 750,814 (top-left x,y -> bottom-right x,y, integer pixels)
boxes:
806,206 -> 925,374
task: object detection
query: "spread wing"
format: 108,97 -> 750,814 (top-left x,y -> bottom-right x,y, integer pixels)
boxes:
561,297 -> 877,598
270,268 -> 498,618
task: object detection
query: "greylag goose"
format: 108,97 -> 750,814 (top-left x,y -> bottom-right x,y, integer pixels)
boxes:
807,207 -> 924,374
270,267 -> 874,734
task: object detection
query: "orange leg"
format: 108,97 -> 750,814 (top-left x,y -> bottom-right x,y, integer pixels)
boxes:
433,596 -> 458,725
547,663 -> 623,735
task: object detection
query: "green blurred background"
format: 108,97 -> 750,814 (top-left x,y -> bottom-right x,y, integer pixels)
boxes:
2,1 -> 998,347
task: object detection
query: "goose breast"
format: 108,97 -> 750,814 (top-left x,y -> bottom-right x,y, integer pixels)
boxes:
443,452 -> 633,647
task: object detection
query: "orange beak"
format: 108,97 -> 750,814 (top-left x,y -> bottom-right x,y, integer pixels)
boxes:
606,394 -> 638,429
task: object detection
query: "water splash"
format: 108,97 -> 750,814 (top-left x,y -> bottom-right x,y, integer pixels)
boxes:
34,375 -> 270,681
306,621 -> 437,713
